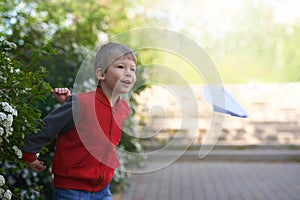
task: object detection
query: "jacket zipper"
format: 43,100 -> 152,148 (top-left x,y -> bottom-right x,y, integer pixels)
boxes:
98,108 -> 114,186
109,107 -> 114,139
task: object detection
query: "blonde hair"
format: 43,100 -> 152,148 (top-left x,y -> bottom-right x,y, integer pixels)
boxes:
94,42 -> 136,72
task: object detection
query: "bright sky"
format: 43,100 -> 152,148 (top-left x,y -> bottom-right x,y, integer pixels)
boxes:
265,0 -> 300,24
153,0 -> 300,31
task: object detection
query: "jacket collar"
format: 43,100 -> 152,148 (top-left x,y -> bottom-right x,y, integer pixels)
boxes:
95,87 -> 121,108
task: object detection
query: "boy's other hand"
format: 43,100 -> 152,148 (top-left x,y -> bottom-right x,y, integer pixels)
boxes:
51,87 -> 71,104
27,159 -> 47,172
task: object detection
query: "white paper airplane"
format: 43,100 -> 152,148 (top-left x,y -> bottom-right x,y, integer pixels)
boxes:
203,85 -> 248,118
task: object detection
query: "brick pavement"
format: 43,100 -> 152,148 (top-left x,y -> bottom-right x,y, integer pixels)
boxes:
120,161 -> 300,200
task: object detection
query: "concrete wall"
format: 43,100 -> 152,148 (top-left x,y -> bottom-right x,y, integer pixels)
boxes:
133,83 -> 300,146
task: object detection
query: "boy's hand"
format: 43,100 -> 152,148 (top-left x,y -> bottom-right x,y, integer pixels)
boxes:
51,87 -> 71,104
26,159 -> 47,172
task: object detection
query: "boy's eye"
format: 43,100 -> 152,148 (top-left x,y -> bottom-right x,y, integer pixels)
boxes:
131,68 -> 136,72
117,65 -> 124,68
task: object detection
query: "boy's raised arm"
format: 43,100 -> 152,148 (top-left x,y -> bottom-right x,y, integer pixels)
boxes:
51,87 -> 72,104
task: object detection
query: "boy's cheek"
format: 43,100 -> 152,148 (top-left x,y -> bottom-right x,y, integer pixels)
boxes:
133,79 -> 137,86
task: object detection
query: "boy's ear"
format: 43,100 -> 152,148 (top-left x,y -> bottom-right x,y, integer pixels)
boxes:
95,68 -> 106,81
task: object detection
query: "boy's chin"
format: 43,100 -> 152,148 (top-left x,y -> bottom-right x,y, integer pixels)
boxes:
114,88 -> 132,95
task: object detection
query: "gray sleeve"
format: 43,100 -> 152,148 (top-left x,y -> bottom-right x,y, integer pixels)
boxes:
22,95 -> 80,154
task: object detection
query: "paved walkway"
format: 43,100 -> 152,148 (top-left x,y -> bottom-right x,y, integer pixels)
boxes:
120,161 -> 300,200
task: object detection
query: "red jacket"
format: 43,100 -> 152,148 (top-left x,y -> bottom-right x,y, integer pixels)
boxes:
22,88 -> 130,192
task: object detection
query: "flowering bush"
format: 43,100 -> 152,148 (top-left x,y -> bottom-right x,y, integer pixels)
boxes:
0,102 -> 18,143
0,40 -> 52,199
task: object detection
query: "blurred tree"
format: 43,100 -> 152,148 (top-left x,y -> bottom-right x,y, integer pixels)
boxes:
209,0 -> 300,82
1,0 -> 150,198
161,0 -> 300,83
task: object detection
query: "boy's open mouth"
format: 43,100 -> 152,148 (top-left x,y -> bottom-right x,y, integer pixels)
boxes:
121,80 -> 131,85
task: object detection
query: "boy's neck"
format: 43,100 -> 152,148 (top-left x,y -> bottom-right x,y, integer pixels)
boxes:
99,86 -> 120,106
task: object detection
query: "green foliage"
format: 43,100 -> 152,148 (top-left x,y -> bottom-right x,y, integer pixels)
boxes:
0,40 -> 52,199
208,0 -> 300,83
162,0 -> 300,83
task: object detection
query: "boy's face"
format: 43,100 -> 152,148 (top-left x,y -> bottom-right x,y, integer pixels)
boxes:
100,57 -> 137,95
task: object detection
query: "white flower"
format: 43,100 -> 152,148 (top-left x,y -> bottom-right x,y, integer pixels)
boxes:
0,175 -> 5,187
3,189 -> 12,200
12,145 -> 22,159
11,108 -> 17,117
0,112 -> 7,120
15,69 -> 20,74
2,119 -> 12,128
3,40 -> 17,50
0,127 -> 3,136
1,102 -> 9,108
1,103 -> 17,116
6,114 -> 13,125
0,188 -> 4,199
9,67 -> 14,74
0,76 -> 7,83
5,127 -> 13,137
2,103 -> 11,112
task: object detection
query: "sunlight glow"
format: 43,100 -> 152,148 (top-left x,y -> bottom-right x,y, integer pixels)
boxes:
156,0 -> 300,33
265,0 -> 300,25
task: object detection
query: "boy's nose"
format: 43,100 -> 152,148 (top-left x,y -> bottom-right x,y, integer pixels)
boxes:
124,68 -> 131,76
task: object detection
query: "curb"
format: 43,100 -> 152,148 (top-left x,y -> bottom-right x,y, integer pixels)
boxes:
144,149 -> 300,162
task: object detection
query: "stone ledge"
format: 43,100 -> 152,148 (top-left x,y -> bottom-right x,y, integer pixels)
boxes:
143,149 -> 300,162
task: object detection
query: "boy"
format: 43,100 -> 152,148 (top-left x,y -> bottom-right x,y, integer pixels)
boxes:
22,42 -> 137,200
